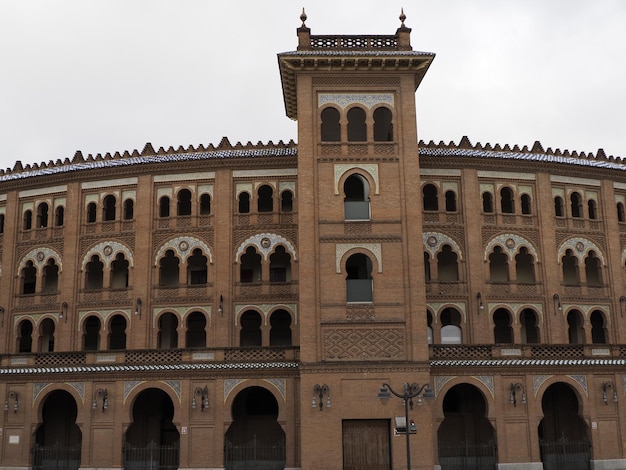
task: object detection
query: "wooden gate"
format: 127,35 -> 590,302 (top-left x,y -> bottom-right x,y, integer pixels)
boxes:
540,437 -> 591,470
342,419 -> 391,470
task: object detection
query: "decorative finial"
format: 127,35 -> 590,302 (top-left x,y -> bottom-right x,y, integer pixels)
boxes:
300,8 -> 307,27
399,8 -> 406,27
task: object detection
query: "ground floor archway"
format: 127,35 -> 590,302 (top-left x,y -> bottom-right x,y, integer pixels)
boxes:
539,382 -> 590,470
437,383 -> 497,469
225,385 -> 285,470
124,387 -> 180,470
33,390 -> 82,470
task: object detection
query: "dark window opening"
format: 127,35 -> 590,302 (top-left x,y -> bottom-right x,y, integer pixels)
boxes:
103,195 -> 116,221
200,194 -> 211,215
177,189 -> 192,216
347,107 -> 366,142
258,185 -> 273,213
238,192 -> 250,214
373,107 -> 393,142
321,107 -> 341,142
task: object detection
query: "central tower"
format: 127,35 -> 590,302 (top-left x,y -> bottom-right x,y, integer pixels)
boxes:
279,10 -> 435,468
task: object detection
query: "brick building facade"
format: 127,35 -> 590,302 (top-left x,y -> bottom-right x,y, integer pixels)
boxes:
0,11 -> 625,470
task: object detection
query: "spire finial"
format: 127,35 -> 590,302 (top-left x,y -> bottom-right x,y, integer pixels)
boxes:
399,8 -> 406,27
300,8 -> 307,27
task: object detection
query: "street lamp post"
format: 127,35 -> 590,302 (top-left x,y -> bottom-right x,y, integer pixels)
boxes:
378,382 -> 434,470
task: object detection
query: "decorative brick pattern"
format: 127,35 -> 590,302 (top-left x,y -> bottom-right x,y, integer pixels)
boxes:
323,328 -> 405,360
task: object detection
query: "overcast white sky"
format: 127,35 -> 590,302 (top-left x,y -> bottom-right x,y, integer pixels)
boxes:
1,1 -> 625,169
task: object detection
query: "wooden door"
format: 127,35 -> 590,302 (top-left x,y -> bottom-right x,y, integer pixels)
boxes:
342,419 -> 391,470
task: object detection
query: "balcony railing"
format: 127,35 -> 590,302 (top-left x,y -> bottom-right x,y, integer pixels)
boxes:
430,344 -> 623,361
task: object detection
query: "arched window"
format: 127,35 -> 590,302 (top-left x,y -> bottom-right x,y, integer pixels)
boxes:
373,107 -> 393,142
158,312 -> 178,349
87,202 -> 97,223
159,196 -> 170,218
85,255 -> 104,290
347,107 -> 366,142
489,246 -> 509,282
186,311 -> 206,348
39,319 -> 55,352
521,194 -> 531,215
177,189 -> 192,216
111,253 -> 129,289
515,247 -> 535,284
500,187 -> 514,213
0,213 -> 4,234
423,184 -> 438,211
493,308 -> 513,343
240,247 -> 262,283
200,194 -> 211,215
240,310 -> 262,347
520,309 -> 539,343
37,202 -> 49,228
270,246 -> 291,283
445,191 -> 457,212
588,199 -> 598,220
567,310 -> 585,344
344,173 -> 370,220
617,202 -> 625,222
270,309 -> 292,346
554,196 -> 564,217
238,192 -> 250,214
424,252 -> 431,282
54,206 -> 64,226
123,199 -> 134,220
187,249 -> 208,285
103,195 -> 116,221
584,251 -> 602,286
482,192 -> 494,213
437,245 -> 459,282
18,320 -> 34,352
345,253 -> 373,302
22,260 -> 37,294
590,310 -> 607,344
23,210 -> 32,230
570,192 -> 582,218
108,315 -> 127,350
321,107 -> 340,142
258,185 -> 273,213
159,250 -> 180,287
42,259 -> 59,293
440,308 -> 462,344
562,249 -> 580,285
280,190 -> 293,212
83,316 -> 101,351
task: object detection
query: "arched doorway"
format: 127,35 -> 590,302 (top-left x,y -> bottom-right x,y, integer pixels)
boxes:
225,386 -> 285,470
124,388 -> 180,470
539,382 -> 590,470
437,383 -> 497,469
33,390 -> 81,470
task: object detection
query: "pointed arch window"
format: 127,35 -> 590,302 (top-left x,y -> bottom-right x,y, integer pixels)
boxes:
42,259 -> 59,293
85,255 -> 104,290
258,185 -> 273,213
103,195 -> 116,221
177,189 -> 192,216
158,313 -> 179,349
18,320 -> 34,353
37,202 -> 49,228
240,310 -> 262,347
500,187 -> 514,213
240,247 -> 262,283
321,107 -> 340,142
554,196 -> 564,217
440,308 -> 462,344
108,315 -> 127,350
373,107 -> 393,142
347,107 -> 366,142
270,309 -> 292,346
520,309 -> 540,343
584,251 -> 602,286
489,246 -> 509,282
590,310 -> 607,344
270,246 -> 291,283
567,310 -> 585,344
83,316 -> 101,351
187,249 -> 208,285
344,173 -> 370,220
437,245 -> 459,281
562,249 -> 580,285
186,311 -> 207,348
493,308 -> 513,343
39,319 -> 55,352
111,253 -> 129,289
22,260 -> 37,294
159,250 -> 180,287
238,192 -> 250,214
423,184 -> 438,211
159,196 -> 171,218
515,247 -> 535,284
346,253 -> 373,302
482,192 -> 494,213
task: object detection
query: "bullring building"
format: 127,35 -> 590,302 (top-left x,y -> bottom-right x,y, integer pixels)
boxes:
1,10 -> 625,470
